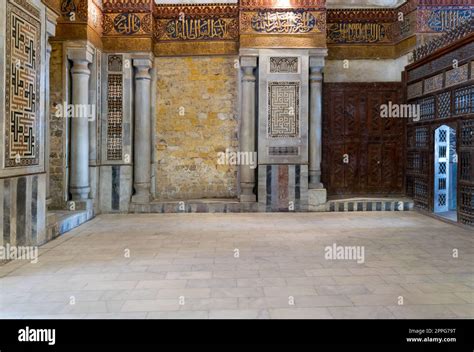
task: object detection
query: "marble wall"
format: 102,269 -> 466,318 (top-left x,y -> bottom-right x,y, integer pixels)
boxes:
324,55 -> 409,82
0,174 -> 47,247
154,56 -> 239,200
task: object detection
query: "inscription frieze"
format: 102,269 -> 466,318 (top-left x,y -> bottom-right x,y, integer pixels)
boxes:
327,23 -> 390,44
251,11 -> 316,34
418,7 -> 473,33
166,17 -> 230,40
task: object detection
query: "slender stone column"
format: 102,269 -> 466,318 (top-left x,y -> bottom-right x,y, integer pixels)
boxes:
69,48 -> 93,200
45,9 -> 57,206
239,56 -> 257,202
309,61 -> 323,189
132,59 -> 152,203
45,42 -> 52,205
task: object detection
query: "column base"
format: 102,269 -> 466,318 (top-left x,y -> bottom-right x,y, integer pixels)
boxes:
240,183 -> 256,202
67,199 -> 93,211
309,182 -> 324,189
70,186 -> 91,200
308,188 -> 327,212
132,193 -> 151,204
240,194 -> 257,202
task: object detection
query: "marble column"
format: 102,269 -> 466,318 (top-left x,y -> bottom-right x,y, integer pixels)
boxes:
69,48 -> 93,200
45,8 -> 57,206
132,58 -> 152,203
239,56 -> 257,202
45,41 -> 52,205
309,61 -> 323,189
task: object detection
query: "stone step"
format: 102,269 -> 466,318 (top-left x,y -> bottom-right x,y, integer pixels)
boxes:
47,209 -> 94,239
327,198 -> 414,212
130,199 -> 258,213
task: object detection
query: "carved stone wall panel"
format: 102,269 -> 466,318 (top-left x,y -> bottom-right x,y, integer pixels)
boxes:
268,82 -> 300,138
153,4 -> 239,51
258,50 -> 310,165
155,17 -> 238,41
327,22 -> 393,44
103,0 -> 152,13
240,9 -> 326,35
4,0 -> 41,168
240,0 -> 325,10
269,57 -> 299,73
59,0 -> 88,22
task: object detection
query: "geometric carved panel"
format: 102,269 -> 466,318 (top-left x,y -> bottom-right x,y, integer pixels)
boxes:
268,81 -> 300,138
107,73 -> 123,160
5,1 -> 41,167
269,57 -> 298,73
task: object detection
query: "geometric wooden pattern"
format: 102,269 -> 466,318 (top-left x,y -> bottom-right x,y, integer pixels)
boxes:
405,31 -> 473,224
414,177 -> 429,210
322,83 -> 404,196
5,1 -> 41,167
454,85 -> 474,115
437,91 -> 451,119
419,96 -> 435,120
460,119 -> 474,147
459,184 -> 474,226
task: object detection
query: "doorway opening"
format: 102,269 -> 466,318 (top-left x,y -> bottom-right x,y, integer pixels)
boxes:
434,125 -> 457,221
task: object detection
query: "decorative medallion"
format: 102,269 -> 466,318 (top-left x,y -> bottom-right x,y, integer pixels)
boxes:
114,13 -> 141,35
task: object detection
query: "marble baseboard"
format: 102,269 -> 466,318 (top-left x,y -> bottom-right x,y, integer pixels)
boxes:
327,198 -> 414,212
0,173 -> 47,247
258,164 -> 309,212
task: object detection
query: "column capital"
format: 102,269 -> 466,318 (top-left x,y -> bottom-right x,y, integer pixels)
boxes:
133,59 -> 152,81
309,56 -> 325,69
46,7 -> 58,38
240,56 -> 257,69
133,58 -> 153,69
67,46 -> 94,64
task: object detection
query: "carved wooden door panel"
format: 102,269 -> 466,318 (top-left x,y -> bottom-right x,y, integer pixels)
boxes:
322,83 -> 404,197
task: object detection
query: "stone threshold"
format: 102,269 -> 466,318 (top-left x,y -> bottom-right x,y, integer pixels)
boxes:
130,199 -> 259,213
47,208 -> 94,239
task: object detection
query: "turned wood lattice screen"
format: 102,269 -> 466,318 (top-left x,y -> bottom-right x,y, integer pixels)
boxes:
404,30 -> 474,226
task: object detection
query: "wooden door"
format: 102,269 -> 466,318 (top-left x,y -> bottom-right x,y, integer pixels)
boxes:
322,83 -> 405,197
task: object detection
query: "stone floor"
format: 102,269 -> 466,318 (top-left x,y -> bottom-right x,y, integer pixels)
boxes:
0,212 -> 473,319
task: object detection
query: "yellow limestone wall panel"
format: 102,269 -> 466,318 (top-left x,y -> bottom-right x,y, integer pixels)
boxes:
155,56 -> 239,200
